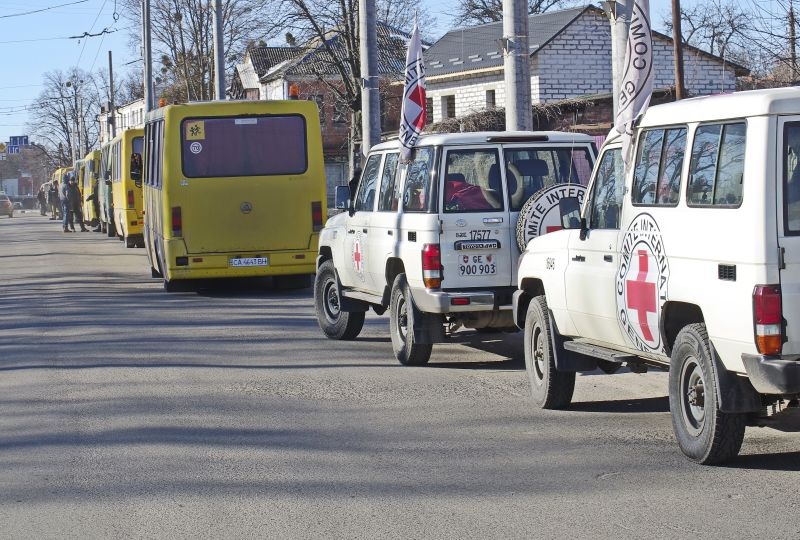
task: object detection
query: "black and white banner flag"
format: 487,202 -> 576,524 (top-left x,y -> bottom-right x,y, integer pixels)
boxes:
399,21 -> 426,162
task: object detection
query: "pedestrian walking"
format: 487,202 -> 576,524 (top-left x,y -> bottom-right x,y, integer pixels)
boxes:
67,175 -> 89,232
48,181 -> 60,220
37,186 -> 47,216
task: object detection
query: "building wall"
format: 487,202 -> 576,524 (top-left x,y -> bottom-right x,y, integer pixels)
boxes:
426,10 -> 738,122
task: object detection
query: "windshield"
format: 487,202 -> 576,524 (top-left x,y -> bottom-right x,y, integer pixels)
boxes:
181,115 -> 308,178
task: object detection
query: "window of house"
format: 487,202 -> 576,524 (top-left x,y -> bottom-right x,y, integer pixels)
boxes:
311,94 -> 325,125
443,95 -> 456,119
688,122 -> 745,207
425,98 -> 433,124
632,126 -> 687,206
333,99 -> 348,124
486,89 -> 496,109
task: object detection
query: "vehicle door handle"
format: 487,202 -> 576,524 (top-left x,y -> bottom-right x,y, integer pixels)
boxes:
604,255 -> 613,262
362,228 -> 368,234
572,255 -> 585,262
347,229 -> 355,234
388,230 -> 393,236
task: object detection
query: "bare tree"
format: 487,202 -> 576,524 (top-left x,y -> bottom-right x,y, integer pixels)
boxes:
26,69 -> 102,167
453,0 -> 577,26
122,0 -> 285,102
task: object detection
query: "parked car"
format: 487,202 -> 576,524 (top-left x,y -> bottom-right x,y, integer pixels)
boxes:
514,88 -> 800,464
314,131 -> 597,365
0,194 -> 13,217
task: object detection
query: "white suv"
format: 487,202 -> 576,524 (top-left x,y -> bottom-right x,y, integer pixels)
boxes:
314,131 -> 596,365
514,88 -> 800,464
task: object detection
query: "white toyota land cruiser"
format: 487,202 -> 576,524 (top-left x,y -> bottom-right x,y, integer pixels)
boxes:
514,88 -> 800,464
314,131 -> 596,365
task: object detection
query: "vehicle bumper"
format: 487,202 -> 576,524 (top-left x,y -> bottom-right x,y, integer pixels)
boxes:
741,354 -> 800,394
410,286 -> 511,314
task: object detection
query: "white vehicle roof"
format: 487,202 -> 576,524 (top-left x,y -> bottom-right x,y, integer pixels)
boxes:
640,87 -> 800,127
369,131 -> 594,153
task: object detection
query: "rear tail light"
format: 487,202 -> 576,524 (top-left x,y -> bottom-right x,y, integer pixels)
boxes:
422,243 -> 442,289
753,284 -> 783,355
311,201 -> 323,232
127,189 -> 134,208
171,206 -> 182,238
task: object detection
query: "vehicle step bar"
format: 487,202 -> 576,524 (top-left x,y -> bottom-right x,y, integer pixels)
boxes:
563,341 -> 639,363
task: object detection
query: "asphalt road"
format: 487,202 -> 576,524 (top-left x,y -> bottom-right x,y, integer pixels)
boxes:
1,212 -> 799,539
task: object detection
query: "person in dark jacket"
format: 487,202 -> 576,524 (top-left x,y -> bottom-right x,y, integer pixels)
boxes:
65,174 -> 88,232
37,186 -> 47,216
48,181 -> 60,220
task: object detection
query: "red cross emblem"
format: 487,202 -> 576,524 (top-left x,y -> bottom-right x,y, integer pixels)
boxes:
626,250 -> 656,342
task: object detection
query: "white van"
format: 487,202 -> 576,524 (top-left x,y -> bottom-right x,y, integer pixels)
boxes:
514,88 -> 800,464
314,131 -> 596,365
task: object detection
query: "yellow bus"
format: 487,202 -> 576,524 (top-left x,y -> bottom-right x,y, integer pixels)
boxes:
78,149 -> 101,229
143,100 -> 326,291
104,128 -> 145,247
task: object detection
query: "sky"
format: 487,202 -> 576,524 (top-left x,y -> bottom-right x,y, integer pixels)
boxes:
0,0 -> 679,146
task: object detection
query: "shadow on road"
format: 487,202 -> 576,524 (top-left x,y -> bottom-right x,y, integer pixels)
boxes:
726,451 -> 800,471
568,396 -> 670,414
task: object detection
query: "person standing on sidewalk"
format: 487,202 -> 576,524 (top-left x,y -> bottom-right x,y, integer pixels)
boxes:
67,175 -> 89,231
37,186 -> 47,216
48,181 -> 60,220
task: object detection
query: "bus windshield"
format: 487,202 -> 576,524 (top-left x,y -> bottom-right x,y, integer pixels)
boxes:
181,115 -> 308,178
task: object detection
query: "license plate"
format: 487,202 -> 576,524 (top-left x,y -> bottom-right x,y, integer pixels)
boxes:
229,257 -> 269,267
458,254 -> 497,276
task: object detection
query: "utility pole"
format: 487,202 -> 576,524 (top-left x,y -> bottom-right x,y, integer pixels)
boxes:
790,1 -> 798,83
212,0 -> 226,100
503,0 -> 532,130
671,0 -> 686,99
359,0 -> 380,156
108,50 -> 116,139
143,0 -> 154,111
603,0 -> 631,117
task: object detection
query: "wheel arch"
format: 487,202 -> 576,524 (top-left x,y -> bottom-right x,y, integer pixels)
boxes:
515,277 -> 546,328
661,301 -> 704,356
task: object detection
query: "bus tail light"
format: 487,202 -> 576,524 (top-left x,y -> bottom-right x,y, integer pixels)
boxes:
422,243 -> 442,289
171,206 -> 183,238
312,201 -> 323,232
753,284 -> 783,355
127,189 -> 134,208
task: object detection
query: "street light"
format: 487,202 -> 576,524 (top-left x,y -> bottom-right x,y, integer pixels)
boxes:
64,78 -> 84,163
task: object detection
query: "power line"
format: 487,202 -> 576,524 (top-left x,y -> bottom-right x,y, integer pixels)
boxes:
0,0 -> 88,19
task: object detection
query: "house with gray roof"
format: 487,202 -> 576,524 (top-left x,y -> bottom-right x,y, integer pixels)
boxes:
423,5 -> 748,124
229,46 -> 300,100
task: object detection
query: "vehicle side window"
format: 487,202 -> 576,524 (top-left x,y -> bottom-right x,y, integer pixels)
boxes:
403,147 -> 435,213
443,148 -> 502,213
354,154 -> 381,212
632,127 -> 687,206
785,123 -> 800,233
377,153 -> 400,211
688,122 -> 745,207
588,147 -> 624,229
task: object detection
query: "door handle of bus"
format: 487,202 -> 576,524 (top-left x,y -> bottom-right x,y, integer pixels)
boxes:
604,255 -> 613,262
362,228 -> 368,234
572,255 -> 585,262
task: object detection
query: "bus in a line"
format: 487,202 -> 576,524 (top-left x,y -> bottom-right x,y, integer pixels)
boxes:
103,128 -> 145,247
142,100 -> 327,291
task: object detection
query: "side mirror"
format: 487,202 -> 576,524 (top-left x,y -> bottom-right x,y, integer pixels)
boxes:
335,185 -> 350,210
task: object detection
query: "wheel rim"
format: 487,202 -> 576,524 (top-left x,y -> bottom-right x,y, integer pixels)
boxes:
395,295 -> 408,341
679,356 -> 706,437
323,279 -> 341,323
531,322 -> 545,386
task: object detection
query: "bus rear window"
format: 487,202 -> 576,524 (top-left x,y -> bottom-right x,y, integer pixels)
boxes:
181,115 -> 308,178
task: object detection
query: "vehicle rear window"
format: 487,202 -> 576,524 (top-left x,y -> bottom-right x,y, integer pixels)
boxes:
181,115 -> 308,178
784,122 -> 800,234
443,149 -> 502,213
505,146 -> 594,211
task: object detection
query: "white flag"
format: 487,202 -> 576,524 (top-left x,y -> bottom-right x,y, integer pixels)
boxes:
399,22 -> 426,162
614,0 -> 653,170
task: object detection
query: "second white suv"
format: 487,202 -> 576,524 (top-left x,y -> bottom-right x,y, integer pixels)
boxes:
314,131 -> 596,365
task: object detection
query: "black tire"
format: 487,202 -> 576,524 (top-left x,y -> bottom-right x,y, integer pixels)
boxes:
524,296 -> 575,409
125,236 -> 136,248
389,274 -> 432,366
314,260 -> 364,340
668,323 -> 746,464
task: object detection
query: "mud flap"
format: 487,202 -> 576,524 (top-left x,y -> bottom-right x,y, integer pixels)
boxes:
709,344 -> 762,413
550,310 -> 597,372
333,267 -> 369,313
412,312 -> 446,344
